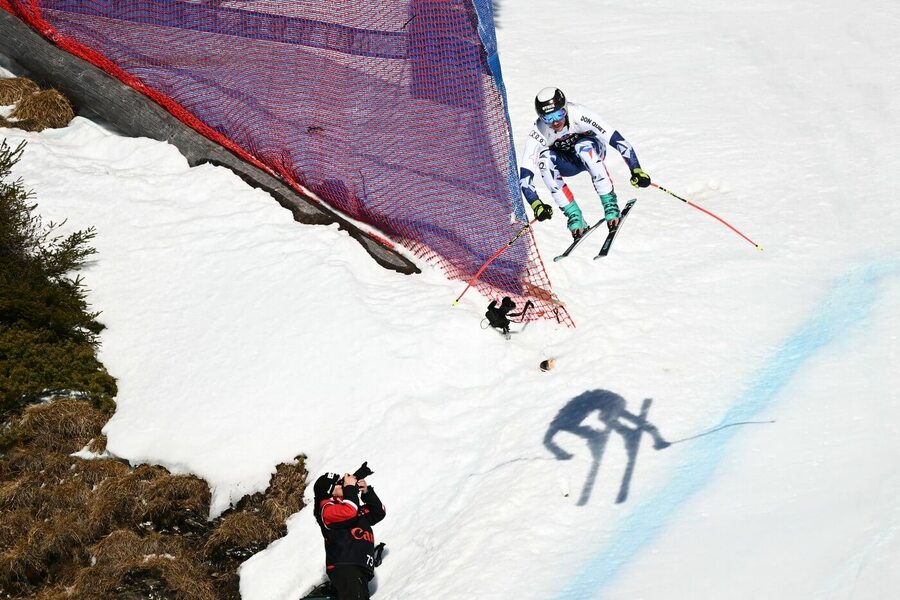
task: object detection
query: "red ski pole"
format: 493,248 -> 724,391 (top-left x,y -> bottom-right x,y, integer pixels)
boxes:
650,183 -> 763,251
453,218 -> 537,306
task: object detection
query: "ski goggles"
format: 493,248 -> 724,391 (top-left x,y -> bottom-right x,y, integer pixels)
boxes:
540,107 -> 567,124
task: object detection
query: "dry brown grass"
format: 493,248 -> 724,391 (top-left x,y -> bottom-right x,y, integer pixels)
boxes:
71,456 -> 130,487
29,583 -> 71,600
0,455 -> 90,518
89,468 -> 158,533
0,512 -> 90,590
131,464 -> 170,482
264,456 -> 308,523
72,530 -> 215,600
0,77 -> 39,104
237,455 -> 308,525
87,434 -> 107,454
0,473 -> 50,514
0,508 -> 33,554
10,89 -> 74,131
0,401 -> 310,599
0,552 -> 31,596
0,115 -> 44,132
142,474 -> 211,532
89,529 -> 185,568
36,478 -> 92,519
2,448 -> 73,480
18,399 -> 106,454
204,511 -> 277,562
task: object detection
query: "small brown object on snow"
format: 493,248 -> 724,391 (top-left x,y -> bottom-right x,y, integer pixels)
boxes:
539,359 -> 555,372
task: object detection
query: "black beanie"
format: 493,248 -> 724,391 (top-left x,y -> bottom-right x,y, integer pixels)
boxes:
313,472 -> 341,499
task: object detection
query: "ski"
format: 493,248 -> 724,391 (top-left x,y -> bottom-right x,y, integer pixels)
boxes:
552,218 -> 606,262
594,198 -> 636,259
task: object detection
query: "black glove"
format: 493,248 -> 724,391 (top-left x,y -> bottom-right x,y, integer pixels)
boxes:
373,542 -> 386,567
630,167 -> 651,188
530,199 -> 553,221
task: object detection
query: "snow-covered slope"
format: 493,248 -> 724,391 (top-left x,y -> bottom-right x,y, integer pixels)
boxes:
3,0 -> 899,598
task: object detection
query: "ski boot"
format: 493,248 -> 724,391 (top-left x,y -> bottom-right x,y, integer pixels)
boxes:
561,202 -> 586,240
600,192 -> 620,229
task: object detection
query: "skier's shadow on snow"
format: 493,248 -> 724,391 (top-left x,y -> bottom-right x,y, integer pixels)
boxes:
544,390 -> 670,506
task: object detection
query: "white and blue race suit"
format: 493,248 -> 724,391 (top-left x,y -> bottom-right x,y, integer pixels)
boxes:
519,102 -> 642,209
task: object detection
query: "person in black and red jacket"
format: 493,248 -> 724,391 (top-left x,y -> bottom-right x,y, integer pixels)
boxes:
313,471 -> 386,600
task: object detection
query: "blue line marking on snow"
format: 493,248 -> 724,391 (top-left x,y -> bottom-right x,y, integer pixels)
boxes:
558,259 -> 899,599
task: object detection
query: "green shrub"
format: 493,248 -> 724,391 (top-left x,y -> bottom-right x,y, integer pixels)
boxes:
0,139 -> 115,417
0,325 -> 116,416
0,140 -> 103,343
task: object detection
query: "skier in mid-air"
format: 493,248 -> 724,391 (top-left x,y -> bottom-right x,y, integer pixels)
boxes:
519,87 -> 652,240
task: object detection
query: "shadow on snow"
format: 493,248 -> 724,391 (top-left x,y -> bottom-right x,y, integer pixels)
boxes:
544,390 -> 670,505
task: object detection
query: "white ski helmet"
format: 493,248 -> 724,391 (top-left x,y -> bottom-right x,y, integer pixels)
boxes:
534,87 -> 566,116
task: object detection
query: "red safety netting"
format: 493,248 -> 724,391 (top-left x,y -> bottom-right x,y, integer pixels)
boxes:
2,0 -> 572,325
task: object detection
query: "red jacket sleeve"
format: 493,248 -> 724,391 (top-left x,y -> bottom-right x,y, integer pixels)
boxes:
321,498 -> 359,528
